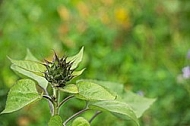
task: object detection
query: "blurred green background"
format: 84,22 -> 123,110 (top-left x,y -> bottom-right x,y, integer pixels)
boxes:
1,0 -> 190,126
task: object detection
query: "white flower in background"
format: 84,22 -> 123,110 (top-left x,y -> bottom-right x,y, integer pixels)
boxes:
187,50 -> 190,59
182,66 -> 190,79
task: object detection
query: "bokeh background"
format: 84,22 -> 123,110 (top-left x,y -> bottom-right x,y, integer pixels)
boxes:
1,0 -> 190,126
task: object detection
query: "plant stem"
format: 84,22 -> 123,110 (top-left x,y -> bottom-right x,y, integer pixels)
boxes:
89,111 -> 102,123
63,108 -> 89,126
43,95 -> 54,104
44,89 -> 54,115
53,87 -> 59,115
59,95 -> 74,107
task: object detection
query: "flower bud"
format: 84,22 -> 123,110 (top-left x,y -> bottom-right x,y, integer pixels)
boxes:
44,53 -> 74,87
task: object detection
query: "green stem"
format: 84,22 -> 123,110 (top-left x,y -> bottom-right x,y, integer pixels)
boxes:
59,95 -> 74,107
89,111 -> 102,123
43,89 -> 54,115
63,101 -> 89,126
43,95 -> 54,104
53,87 -> 60,115
63,108 -> 89,126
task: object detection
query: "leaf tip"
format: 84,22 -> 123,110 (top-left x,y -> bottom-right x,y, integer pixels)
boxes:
0,111 -> 4,115
79,46 -> 84,55
81,46 -> 84,51
0,109 -> 12,114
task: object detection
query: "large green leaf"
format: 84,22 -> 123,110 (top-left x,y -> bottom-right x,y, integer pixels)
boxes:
80,79 -> 124,99
89,100 -> 139,126
75,80 -> 116,101
72,117 -> 90,126
48,115 -> 63,126
24,49 -> 40,62
121,91 -> 156,118
11,64 -> 48,89
67,47 -> 84,70
1,79 -> 42,114
9,57 -> 46,76
59,84 -> 78,94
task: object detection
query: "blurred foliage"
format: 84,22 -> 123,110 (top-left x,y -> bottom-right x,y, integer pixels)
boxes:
1,0 -> 190,126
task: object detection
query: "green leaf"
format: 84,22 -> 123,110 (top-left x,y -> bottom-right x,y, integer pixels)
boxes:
72,68 -> 85,77
80,79 -> 124,99
72,117 -> 90,126
67,47 -> 84,70
48,115 -> 63,126
89,100 -> 139,126
75,80 -> 116,101
8,57 -> 46,76
25,49 -> 40,62
121,91 -> 156,118
1,79 -> 42,114
59,84 -> 78,94
11,64 -> 48,89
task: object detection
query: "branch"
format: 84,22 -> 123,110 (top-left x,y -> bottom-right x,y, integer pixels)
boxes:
89,111 -> 102,123
43,89 -> 54,115
43,95 -> 53,104
59,95 -> 74,107
63,107 -> 89,126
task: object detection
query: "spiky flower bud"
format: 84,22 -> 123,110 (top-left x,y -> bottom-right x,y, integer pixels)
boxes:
44,52 -> 74,87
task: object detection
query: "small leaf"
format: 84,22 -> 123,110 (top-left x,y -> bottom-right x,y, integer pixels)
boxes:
72,117 -> 90,126
48,115 -> 63,126
8,57 -> 46,76
11,64 -> 48,89
121,91 -> 156,118
72,68 -> 85,77
59,84 -> 78,94
75,80 -> 116,101
89,100 -> 139,126
67,47 -> 84,70
1,79 -> 42,114
25,49 -> 40,62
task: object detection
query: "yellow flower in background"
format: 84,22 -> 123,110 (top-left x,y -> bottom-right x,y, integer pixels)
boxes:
115,8 -> 127,22
57,6 -> 70,21
76,1 -> 89,19
115,8 -> 131,29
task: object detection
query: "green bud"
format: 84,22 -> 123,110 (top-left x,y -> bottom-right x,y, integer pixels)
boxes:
44,52 -> 74,87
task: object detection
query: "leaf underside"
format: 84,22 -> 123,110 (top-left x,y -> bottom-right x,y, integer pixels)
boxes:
121,91 -> 156,118
89,100 -> 139,126
67,47 -> 84,70
9,57 -> 46,76
11,64 -> 48,89
25,49 -> 40,62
